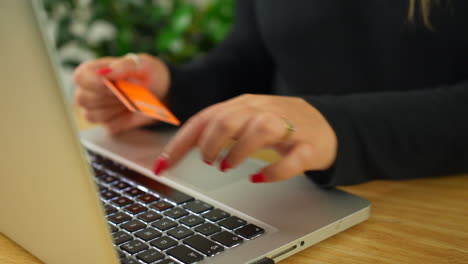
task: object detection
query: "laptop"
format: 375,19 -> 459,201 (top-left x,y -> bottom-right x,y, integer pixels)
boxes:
0,1 -> 370,264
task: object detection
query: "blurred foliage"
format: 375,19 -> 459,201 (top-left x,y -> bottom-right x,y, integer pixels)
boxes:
42,0 -> 234,66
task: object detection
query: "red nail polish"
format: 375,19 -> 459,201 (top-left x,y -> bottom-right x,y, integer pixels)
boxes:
153,155 -> 168,175
250,172 -> 267,183
96,67 -> 112,75
204,160 -> 213,166
220,159 -> 232,172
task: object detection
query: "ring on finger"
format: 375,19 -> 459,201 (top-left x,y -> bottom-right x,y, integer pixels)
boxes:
125,53 -> 142,70
280,116 -> 296,141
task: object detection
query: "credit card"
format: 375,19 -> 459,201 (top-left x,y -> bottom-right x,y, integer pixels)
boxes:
103,78 -> 180,126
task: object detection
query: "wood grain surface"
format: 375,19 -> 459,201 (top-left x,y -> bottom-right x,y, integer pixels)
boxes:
2,112 -> 467,264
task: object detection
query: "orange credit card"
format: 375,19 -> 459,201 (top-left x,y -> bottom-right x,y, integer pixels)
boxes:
103,78 -> 180,126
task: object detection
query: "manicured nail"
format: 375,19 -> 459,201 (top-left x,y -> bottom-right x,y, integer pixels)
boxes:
220,159 -> 232,172
203,160 -> 213,166
250,172 -> 267,183
96,67 -> 112,75
153,155 -> 168,175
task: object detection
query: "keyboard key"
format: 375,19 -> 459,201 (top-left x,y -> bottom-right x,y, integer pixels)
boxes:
101,190 -> 119,200
100,159 -> 127,173
150,200 -> 174,211
102,175 -> 119,183
138,210 -> 162,223
121,257 -> 139,264
136,248 -> 165,263
195,223 -> 221,236
87,150 -> 97,158
179,215 -> 204,227
124,203 -> 147,215
235,224 -> 265,239
167,226 -> 194,240
125,187 -> 145,197
157,260 -> 178,264
183,200 -> 213,214
167,245 -> 203,264
113,180 -> 132,190
184,234 -> 224,257
93,167 -> 107,178
108,212 -> 131,224
150,236 -> 177,250
211,231 -> 243,247
164,207 -> 189,219
202,209 -> 229,222
99,185 -> 109,194
109,224 -> 118,233
104,204 -> 118,215
121,219 -> 146,232
121,240 -> 148,254
137,193 -> 159,204
165,192 -> 194,205
135,228 -> 162,241
152,218 -> 178,231
113,231 -> 133,245
111,197 -> 133,207
218,216 -> 247,230
117,249 -> 126,258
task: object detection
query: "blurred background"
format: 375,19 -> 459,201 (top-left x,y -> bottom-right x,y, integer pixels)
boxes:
42,0 -> 234,97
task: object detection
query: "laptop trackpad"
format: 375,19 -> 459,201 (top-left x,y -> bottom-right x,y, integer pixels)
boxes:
165,150 -> 260,192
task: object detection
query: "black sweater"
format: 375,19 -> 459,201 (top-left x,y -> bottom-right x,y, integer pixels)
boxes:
166,0 -> 468,187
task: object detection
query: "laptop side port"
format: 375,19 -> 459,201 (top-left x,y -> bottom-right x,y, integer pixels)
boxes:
271,245 -> 298,260
251,257 -> 275,264
251,244 -> 299,264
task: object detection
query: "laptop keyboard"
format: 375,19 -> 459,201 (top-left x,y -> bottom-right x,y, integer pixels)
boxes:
87,151 -> 265,264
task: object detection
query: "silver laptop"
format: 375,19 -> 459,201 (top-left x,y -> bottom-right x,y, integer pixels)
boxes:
0,1 -> 370,264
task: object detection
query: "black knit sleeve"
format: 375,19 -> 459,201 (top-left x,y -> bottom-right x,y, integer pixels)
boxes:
304,82 -> 468,187
167,0 -> 274,122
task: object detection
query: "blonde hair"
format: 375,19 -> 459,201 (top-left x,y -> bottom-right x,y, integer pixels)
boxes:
408,0 -> 437,28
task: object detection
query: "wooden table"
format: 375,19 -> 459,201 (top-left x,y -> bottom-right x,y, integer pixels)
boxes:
2,113 -> 467,264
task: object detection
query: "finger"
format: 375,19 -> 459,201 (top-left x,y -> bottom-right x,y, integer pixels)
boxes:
73,57 -> 115,94
105,55 -> 145,81
82,106 -> 127,124
250,143 -> 315,183
223,112 -> 286,168
197,106 -> 252,165
74,88 -> 122,109
104,112 -> 156,135
161,103 -> 226,167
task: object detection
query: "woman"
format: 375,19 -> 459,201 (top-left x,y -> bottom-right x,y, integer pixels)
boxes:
73,0 -> 468,187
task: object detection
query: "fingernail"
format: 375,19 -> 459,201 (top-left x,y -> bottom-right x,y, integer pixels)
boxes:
153,155 -> 168,175
96,67 -> 112,75
250,172 -> 267,183
220,159 -> 232,172
203,160 -> 213,166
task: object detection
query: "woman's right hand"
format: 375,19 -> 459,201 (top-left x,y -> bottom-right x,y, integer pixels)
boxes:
73,54 -> 170,134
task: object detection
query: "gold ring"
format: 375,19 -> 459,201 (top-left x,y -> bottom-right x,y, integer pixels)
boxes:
280,117 -> 295,141
125,53 -> 142,69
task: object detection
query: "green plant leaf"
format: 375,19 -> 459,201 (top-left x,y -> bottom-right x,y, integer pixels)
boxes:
170,3 -> 194,35
42,0 -> 234,65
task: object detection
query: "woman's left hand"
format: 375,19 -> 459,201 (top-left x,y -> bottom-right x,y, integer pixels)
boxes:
154,94 -> 338,183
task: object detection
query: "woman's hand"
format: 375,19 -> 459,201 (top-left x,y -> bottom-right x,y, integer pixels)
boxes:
73,54 -> 170,134
154,94 -> 338,183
